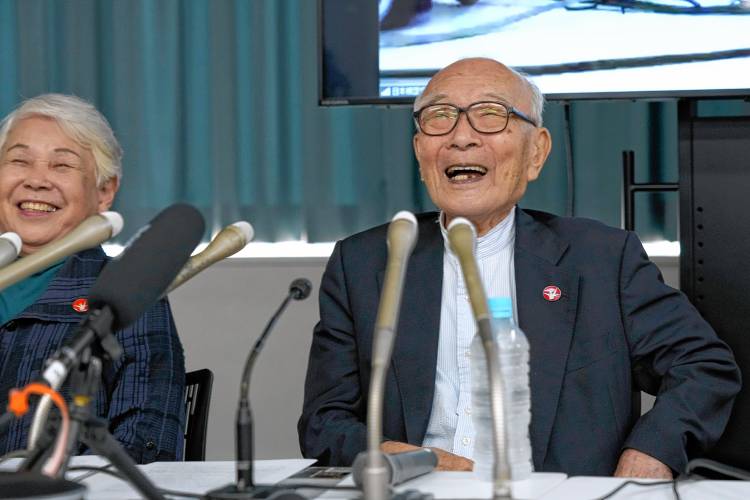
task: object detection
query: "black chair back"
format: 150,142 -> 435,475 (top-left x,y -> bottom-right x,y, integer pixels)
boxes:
184,368 -> 214,461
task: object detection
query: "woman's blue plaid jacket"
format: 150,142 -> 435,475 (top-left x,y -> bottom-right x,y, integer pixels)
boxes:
0,247 -> 185,463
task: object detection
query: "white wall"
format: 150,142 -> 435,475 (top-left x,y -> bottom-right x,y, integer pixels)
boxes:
169,257 -> 326,460
169,255 -> 679,460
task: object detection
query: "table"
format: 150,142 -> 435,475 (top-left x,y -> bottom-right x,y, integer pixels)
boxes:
4,458 -> 750,499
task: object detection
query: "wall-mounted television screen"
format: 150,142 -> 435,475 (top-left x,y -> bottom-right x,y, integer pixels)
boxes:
320,0 -> 750,105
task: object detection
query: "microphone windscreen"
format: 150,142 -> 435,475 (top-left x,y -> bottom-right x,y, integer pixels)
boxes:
231,221 -> 254,243
375,211 -> 418,331
164,219 -> 254,295
0,232 -> 22,254
0,232 -> 22,268
289,278 -> 312,300
100,211 -> 124,237
89,203 -> 205,331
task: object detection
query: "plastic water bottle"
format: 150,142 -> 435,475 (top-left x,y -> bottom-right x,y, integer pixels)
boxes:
471,296 -> 533,481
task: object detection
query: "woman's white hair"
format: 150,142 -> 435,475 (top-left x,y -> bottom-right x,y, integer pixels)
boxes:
0,94 -> 122,186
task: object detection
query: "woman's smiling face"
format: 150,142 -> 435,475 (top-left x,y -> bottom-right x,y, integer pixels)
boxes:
0,116 -> 116,255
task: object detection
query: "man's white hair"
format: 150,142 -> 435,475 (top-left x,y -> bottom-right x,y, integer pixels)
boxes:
413,61 -> 546,127
0,94 -> 122,186
514,67 -> 545,127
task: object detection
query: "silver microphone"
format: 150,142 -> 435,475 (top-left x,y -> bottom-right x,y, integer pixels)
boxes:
0,232 -> 22,268
0,212 -> 123,292
19,211 -> 123,450
164,221 -> 253,295
360,211 -> 419,500
447,217 -> 511,499
352,448 -> 438,487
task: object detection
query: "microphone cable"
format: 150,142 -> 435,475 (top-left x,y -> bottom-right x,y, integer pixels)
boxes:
67,464 -> 362,499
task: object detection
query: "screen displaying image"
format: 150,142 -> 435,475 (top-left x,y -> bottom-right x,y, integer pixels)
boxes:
320,0 -> 750,104
379,0 -> 750,99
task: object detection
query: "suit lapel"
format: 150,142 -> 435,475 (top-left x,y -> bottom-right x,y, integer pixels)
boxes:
381,214 -> 444,445
515,208 -> 579,467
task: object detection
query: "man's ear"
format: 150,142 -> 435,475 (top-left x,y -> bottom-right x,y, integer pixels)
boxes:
526,127 -> 552,182
97,176 -> 120,211
413,133 -> 422,158
413,134 -> 426,181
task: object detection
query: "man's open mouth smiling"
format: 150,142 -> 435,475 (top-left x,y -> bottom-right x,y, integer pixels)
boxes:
445,164 -> 488,183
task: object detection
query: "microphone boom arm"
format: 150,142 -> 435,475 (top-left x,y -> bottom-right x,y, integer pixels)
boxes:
361,212 -> 418,500
448,219 -> 511,500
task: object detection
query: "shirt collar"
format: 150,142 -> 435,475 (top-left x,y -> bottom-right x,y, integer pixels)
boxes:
440,208 -> 516,261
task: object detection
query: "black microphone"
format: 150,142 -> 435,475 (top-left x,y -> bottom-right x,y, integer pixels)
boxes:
289,278 -> 312,300
27,205 -> 201,454
90,203 -> 205,331
352,448 -> 438,487
206,278 -> 312,500
40,204 -> 205,388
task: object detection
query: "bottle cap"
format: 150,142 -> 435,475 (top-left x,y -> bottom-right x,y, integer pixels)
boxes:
488,297 -> 512,318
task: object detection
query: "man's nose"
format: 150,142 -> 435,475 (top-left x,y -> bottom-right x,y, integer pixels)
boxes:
449,112 -> 480,149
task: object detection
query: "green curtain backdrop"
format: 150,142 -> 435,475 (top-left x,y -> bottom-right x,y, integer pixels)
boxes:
5,0 -> 745,243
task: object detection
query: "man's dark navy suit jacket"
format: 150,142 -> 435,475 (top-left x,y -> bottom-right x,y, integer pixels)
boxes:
299,208 -> 740,475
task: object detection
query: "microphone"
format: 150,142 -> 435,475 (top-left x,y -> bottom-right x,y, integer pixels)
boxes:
0,232 -> 22,268
288,278 -> 312,300
27,204 -> 205,452
0,212 -> 123,291
447,217 -> 511,499
25,205 -> 202,500
40,204 -> 204,388
164,221 -> 254,295
446,218 -> 489,322
352,448 -> 438,487
358,211 -> 419,500
205,278 -> 313,500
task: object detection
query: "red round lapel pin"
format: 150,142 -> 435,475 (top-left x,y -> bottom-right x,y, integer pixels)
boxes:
72,298 -> 89,313
543,285 -> 562,302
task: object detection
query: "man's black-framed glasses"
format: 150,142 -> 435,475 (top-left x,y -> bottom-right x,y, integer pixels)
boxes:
413,101 -> 538,136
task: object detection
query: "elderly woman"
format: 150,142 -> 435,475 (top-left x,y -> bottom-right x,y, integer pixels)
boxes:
0,94 -> 185,463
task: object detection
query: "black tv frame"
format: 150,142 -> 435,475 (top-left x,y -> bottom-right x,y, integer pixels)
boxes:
318,0 -> 750,106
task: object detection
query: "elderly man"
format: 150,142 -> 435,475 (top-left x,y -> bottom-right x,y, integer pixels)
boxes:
299,58 -> 741,478
0,94 -> 185,463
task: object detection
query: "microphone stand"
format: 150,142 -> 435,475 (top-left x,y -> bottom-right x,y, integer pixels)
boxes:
28,306 -> 123,449
206,279 -> 311,500
355,212 -> 430,500
448,219 -> 512,500
16,308 -> 167,500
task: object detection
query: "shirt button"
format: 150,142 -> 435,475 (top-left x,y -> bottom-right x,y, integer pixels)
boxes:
465,407 -> 472,415
465,350 -> 471,358
145,440 -> 156,450
462,437 -> 470,446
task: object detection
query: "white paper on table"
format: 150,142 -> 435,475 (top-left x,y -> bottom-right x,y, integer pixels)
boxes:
79,459 -> 315,500
0,455 -> 110,476
319,471 -> 566,499
542,476 -> 750,500
397,471 -> 567,499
